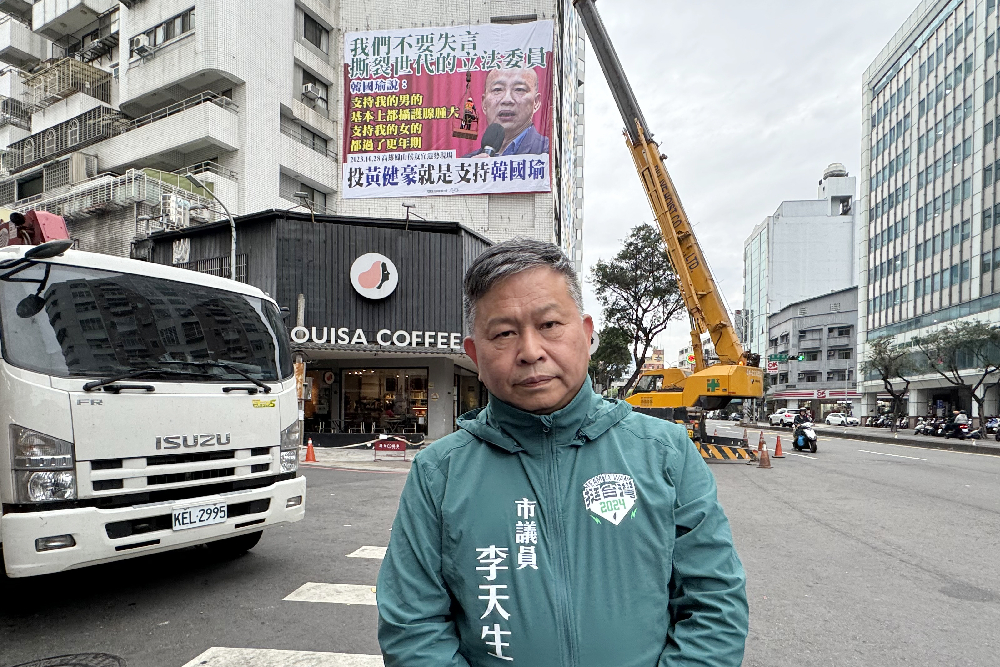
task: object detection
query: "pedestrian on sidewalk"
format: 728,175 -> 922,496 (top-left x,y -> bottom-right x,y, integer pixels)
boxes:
376,239 -> 748,666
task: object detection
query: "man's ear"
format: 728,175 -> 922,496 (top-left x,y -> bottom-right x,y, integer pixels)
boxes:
464,336 -> 479,366
582,314 -> 594,356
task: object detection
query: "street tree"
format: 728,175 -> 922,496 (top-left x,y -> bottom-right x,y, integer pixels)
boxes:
860,335 -> 915,433
913,320 -> 1000,426
589,223 -> 686,392
588,325 -> 632,394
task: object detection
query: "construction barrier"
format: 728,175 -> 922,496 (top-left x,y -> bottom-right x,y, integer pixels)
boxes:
698,434 -> 758,463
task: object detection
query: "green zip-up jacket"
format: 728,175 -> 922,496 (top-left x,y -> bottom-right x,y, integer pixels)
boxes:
377,380 -> 748,666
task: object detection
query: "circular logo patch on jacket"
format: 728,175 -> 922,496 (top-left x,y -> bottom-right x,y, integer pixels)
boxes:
583,473 -> 637,525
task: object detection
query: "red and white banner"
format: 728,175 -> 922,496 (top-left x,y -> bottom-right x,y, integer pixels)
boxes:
342,20 -> 554,198
771,389 -> 861,400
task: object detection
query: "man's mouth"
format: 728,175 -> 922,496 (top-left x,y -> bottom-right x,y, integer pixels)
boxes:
517,375 -> 555,388
497,110 -> 517,122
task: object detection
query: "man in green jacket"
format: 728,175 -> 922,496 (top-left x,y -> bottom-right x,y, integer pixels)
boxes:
377,239 -> 748,666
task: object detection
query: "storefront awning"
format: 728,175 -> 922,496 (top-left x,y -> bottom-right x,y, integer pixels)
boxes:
292,341 -> 479,373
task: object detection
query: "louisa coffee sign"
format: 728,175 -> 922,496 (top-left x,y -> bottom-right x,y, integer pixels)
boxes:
290,326 -> 463,350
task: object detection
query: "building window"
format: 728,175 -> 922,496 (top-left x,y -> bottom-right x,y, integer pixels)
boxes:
43,129 -> 55,156
303,13 -> 329,53
778,373 -> 788,384
301,69 -> 329,111
130,8 -> 195,58
804,351 -> 819,361
67,120 -> 79,146
22,138 -> 33,163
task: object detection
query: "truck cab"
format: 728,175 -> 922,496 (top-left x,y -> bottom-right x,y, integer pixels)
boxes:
0,244 -> 306,577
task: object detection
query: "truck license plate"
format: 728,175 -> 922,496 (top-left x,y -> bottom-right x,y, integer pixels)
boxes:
172,502 -> 227,531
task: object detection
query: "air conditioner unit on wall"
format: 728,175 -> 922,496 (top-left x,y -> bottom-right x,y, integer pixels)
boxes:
302,83 -> 321,100
133,33 -> 152,57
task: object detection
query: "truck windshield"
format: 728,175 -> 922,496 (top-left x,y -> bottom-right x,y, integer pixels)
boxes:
0,262 -> 293,381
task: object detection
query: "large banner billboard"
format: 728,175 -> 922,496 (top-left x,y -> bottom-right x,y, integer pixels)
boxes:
342,20 -> 554,199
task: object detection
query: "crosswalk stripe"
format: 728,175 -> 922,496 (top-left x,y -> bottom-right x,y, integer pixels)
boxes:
284,582 -> 377,605
346,546 -> 387,559
181,647 -> 383,666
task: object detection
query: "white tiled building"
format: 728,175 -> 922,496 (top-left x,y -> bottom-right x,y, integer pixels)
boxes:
861,0 -> 1000,422
0,0 -> 585,270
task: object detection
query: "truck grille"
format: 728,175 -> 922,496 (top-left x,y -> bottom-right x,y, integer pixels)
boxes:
84,446 -> 278,497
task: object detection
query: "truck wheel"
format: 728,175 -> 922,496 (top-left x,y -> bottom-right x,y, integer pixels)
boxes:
205,530 -> 263,559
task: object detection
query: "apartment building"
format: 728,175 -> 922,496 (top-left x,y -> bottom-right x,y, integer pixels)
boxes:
0,0 -> 585,271
763,287 -> 860,418
742,163 -> 856,361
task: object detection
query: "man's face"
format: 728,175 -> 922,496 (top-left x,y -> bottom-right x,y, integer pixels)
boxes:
481,68 -> 541,143
464,267 -> 593,415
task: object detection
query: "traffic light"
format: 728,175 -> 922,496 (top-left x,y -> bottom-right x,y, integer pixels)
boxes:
796,354 -> 806,361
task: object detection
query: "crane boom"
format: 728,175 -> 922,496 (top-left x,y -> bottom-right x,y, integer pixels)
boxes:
574,0 -> 761,431
574,0 -> 751,367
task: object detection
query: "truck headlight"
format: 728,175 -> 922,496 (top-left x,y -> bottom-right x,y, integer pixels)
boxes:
10,425 -> 76,503
279,420 -> 301,473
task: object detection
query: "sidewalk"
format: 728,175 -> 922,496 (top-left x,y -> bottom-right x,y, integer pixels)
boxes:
299,445 -> 415,472
743,421 -> 1000,456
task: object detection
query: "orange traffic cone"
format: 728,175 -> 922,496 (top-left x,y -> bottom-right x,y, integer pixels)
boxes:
757,446 -> 772,469
758,431 -> 766,451
742,427 -> 748,443
713,427 -> 718,436
304,437 -> 317,463
773,435 -> 785,458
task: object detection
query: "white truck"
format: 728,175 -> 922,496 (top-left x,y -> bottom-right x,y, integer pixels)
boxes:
0,238 -> 306,577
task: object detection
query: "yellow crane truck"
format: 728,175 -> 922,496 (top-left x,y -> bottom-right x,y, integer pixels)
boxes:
575,0 -> 763,456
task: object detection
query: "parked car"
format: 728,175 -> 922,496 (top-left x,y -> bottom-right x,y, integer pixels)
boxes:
729,412 -> 742,421
769,410 -> 796,427
825,412 -> 860,426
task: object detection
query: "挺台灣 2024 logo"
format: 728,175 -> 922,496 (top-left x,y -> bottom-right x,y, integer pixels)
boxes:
583,473 -> 638,525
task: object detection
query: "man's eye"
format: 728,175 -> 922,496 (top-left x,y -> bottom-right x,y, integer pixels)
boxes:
494,330 -> 515,339
541,321 -> 558,329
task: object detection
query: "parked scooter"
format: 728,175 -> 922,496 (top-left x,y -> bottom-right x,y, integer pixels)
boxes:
792,421 -> 818,452
944,422 -> 969,440
986,417 -> 1000,434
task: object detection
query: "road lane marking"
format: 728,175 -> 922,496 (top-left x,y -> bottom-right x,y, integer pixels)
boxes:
784,452 -> 816,459
181,647 -> 383,666
284,583 -> 377,605
347,546 -> 387,559
858,449 -> 928,461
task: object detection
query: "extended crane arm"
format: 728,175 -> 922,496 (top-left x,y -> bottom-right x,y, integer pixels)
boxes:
574,0 -> 757,368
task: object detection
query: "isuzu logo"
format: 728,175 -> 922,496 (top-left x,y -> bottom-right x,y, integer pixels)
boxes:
155,433 -> 232,450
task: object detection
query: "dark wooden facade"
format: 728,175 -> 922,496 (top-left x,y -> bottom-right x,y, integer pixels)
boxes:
149,210 -> 491,337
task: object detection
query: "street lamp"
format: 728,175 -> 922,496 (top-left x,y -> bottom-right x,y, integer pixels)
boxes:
185,172 -> 236,280
294,191 -> 316,224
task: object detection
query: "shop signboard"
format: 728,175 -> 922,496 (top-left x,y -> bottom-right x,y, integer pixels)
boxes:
290,326 -> 464,350
768,354 -> 788,362
374,436 -> 408,461
766,361 -> 779,373
350,252 -> 399,299
342,20 -> 554,198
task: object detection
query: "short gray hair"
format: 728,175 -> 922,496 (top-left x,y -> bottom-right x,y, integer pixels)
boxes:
464,238 -> 583,331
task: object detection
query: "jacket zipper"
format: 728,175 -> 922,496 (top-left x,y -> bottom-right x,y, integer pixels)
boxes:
542,416 -> 578,667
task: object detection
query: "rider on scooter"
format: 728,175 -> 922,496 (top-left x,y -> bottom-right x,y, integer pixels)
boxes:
793,407 -> 810,445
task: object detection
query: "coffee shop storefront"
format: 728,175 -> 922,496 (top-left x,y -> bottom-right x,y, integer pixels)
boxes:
150,209 -> 491,443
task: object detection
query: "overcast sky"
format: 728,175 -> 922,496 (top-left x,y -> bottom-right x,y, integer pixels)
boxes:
579,0 -> 920,364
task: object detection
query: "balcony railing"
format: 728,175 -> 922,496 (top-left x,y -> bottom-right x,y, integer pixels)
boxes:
0,93 -> 29,129
827,335 -> 852,347
121,91 -> 238,132
8,168 -> 217,224
22,57 -> 112,110
279,124 -> 337,160
2,91 -> 238,175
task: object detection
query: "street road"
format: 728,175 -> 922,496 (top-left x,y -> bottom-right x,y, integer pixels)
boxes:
3,428 -> 999,666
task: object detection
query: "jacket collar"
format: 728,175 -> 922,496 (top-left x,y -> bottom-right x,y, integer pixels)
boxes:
457,376 -> 632,455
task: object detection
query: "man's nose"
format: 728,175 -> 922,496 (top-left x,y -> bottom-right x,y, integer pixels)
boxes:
516,329 -> 545,364
500,87 -> 515,104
